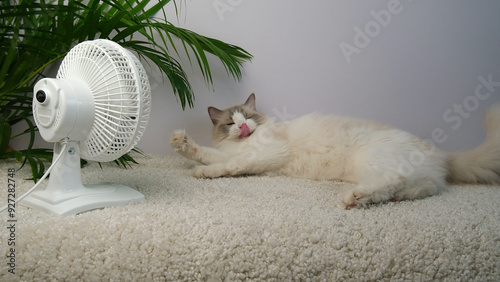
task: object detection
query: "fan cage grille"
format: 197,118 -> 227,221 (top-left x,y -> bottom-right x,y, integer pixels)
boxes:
57,39 -> 151,162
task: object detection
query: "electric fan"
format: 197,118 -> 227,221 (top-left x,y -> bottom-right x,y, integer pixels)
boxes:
22,39 -> 151,216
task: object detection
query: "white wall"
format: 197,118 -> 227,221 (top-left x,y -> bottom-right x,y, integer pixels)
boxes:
128,1 -> 500,155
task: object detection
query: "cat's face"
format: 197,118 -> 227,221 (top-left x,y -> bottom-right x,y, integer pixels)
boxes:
208,94 -> 267,144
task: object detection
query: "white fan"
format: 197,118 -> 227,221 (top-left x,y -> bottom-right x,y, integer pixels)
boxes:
22,39 -> 151,216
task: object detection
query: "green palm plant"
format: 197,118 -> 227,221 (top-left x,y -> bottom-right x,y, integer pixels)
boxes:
0,0 -> 252,181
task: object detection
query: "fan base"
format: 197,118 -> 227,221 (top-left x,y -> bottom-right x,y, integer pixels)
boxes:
22,183 -> 144,216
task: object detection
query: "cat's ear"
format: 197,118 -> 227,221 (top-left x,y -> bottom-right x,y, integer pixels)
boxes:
208,106 -> 222,125
244,93 -> 256,110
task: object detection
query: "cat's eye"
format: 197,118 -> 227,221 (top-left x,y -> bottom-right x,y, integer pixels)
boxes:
226,122 -> 235,126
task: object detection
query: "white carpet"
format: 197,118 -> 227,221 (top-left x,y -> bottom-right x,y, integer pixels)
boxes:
0,154 -> 499,281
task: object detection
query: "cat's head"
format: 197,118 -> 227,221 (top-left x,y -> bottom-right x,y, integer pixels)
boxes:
208,93 -> 268,144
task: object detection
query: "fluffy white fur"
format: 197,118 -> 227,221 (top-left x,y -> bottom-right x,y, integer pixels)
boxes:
171,94 -> 500,209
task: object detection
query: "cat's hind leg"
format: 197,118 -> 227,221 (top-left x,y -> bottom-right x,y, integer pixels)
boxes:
341,176 -> 444,208
342,138 -> 448,209
343,169 -> 447,209
342,173 -> 406,209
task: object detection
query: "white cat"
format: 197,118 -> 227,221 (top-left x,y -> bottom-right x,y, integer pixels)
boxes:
170,94 -> 500,209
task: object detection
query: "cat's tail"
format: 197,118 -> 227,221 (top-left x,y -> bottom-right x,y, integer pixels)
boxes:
447,104 -> 500,184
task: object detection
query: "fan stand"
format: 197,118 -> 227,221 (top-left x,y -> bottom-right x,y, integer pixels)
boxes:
22,141 -> 145,216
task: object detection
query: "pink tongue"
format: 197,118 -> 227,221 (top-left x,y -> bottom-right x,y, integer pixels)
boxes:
239,123 -> 250,138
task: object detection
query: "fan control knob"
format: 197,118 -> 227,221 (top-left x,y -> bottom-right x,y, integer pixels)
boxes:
36,90 -> 48,104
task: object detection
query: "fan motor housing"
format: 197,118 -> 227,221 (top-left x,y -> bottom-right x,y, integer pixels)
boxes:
33,78 -> 95,142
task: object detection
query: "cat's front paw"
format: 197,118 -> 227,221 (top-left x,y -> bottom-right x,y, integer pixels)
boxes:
170,130 -> 189,151
170,130 -> 197,155
193,165 -> 227,179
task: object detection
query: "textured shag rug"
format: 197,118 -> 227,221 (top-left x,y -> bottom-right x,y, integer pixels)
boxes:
0,155 -> 499,281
